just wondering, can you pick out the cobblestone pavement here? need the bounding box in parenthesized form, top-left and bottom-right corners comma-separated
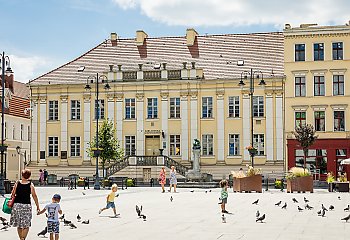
(1, 187, 350, 240)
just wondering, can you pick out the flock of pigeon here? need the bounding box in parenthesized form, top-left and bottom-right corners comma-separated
(247, 195, 350, 224)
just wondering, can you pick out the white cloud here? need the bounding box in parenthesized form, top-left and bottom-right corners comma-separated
(112, 0, 350, 27)
(8, 55, 54, 83)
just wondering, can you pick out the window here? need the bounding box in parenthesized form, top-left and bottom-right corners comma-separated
(295, 149, 327, 174)
(48, 100, 59, 120)
(170, 98, 181, 118)
(125, 136, 136, 156)
(125, 98, 136, 119)
(147, 98, 158, 119)
(295, 44, 305, 61)
(202, 97, 213, 118)
(334, 111, 345, 131)
(170, 135, 181, 156)
(228, 96, 239, 118)
(95, 99, 105, 120)
(295, 112, 306, 127)
(314, 76, 325, 96)
(333, 75, 344, 96)
(333, 42, 343, 60)
(202, 134, 213, 156)
(70, 137, 80, 157)
(253, 134, 264, 155)
(314, 111, 325, 131)
(229, 134, 240, 156)
(253, 96, 264, 117)
(20, 124, 24, 140)
(313, 43, 324, 61)
(48, 136, 59, 157)
(27, 126, 30, 141)
(71, 100, 81, 120)
(295, 77, 306, 97)
(336, 149, 347, 157)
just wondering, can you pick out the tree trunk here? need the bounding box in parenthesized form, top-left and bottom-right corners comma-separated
(102, 162, 105, 179)
(303, 148, 308, 172)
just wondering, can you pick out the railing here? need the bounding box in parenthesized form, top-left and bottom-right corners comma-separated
(164, 156, 189, 176)
(105, 156, 129, 178)
(122, 71, 137, 80)
(168, 70, 181, 80)
(144, 70, 161, 80)
(136, 156, 158, 166)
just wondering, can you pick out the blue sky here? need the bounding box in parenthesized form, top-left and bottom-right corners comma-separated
(1, 0, 348, 82)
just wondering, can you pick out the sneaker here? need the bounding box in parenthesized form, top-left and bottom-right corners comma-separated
(99, 209, 102, 214)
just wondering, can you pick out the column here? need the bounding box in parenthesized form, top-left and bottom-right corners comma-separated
(116, 93, 123, 146)
(107, 93, 115, 123)
(265, 93, 274, 161)
(136, 93, 144, 155)
(83, 94, 91, 163)
(39, 97, 47, 162)
(190, 93, 198, 154)
(161, 92, 169, 156)
(276, 93, 283, 161)
(60, 95, 68, 155)
(181, 93, 189, 161)
(242, 93, 250, 161)
(31, 98, 38, 163)
(216, 90, 225, 162)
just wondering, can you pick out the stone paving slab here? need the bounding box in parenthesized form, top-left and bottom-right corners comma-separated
(1, 187, 350, 240)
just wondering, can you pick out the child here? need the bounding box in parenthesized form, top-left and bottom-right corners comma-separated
(219, 180, 229, 213)
(99, 184, 119, 217)
(37, 194, 63, 240)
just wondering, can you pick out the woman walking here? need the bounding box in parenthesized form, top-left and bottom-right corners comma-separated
(39, 169, 44, 185)
(10, 169, 40, 240)
(158, 167, 166, 193)
(169, 166, 177, 193)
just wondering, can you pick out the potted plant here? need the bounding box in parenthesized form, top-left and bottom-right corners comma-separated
(231, 165, 262, 193)
(275, 179, 282, 189)
(246, 145, 258, 158)
(338, 173, 349, 192)
(286, 167, 313, 193)
(326, 172, 335, 192)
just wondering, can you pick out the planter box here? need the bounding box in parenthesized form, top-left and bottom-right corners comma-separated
(233, 174, 262, 193)
(336, 182, 349, 192)
(287, 176, 313, 193)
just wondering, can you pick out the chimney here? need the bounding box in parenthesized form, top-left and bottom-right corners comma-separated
(5, 75, 14, 93)
(186, 28, 198, 46)
(111, 32, 118, 46)
(136, 30, 148, 46)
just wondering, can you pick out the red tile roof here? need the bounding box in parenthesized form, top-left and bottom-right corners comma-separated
(30, 32, 284, 85)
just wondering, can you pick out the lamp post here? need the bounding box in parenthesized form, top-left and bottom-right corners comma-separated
(238, 66, 265, 168)
(0, 52, 13, 195)
(85, 73, 110, 190)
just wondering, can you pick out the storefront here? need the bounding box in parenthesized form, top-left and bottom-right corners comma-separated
(287, 139, 350, 181)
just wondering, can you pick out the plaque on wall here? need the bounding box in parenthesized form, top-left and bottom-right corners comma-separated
(144, 130, 161, 134)
(61, 151, 67, 159)
(40, 151, 45, 160)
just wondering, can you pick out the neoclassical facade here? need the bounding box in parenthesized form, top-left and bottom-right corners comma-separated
(28, 29, 285, 180)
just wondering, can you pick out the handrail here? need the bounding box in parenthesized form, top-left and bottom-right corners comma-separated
(164, 155, 189, 176)
(105, 156, 129, 178)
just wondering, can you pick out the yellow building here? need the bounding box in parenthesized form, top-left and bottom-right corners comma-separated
(28, 29, 284, 181)
(284, 23, 350, 179)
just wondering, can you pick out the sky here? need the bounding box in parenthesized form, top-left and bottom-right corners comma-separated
(1, 0, 349, 83)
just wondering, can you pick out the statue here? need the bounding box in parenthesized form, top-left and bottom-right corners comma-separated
(193, 139, 201, 150)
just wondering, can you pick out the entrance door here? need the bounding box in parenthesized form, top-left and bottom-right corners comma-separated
(143, 168, 151, 183)
(145, 135, 160, 156)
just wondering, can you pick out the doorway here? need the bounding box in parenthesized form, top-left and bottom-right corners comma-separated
(143, 168, 151, 183)
(145, 135, 160, 156)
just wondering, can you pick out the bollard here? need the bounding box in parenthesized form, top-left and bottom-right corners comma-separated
(281, 178, 284, 192)
(265, 176, 269, 191)
(74, 178, 77, 189)
(121, 178, 124, 190)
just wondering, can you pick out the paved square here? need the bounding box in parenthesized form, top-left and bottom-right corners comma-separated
(1, 187, 350, 240)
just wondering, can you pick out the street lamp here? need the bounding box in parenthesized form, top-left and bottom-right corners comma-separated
(85, 73, 110, 190)
(238, 67, 265, 168)
(0, 52, 13, 195)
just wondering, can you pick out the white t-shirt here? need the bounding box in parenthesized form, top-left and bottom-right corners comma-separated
(45, 202, 61, 222)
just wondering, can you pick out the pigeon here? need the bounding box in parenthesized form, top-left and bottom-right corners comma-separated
(298, 206, 303, 212)
(205, 190, 208, 193)
(0, 217, 7, 223)
(77, 214, 81, 222)
(256, 210, 260, 218)
(304, 197, 309, 203)
(190, 190, 194, 193)
(282, 202, 287, 209)
(321, 204, 328, 211)
(0, 225, 9, 231)
(69, 223, 77, 229)
(252, 199, 259, 205)
(305, 204, 313, 210)
(344, 205, 350, 212)
(317, 210, 322, 215)
(140, 214, 147, 221)
(82, 192, 86, 195)
(292, 198, 299, 203)
(321, 209, 326, 217)
(338, 196, 341, 200)
(64, 219, 72, 225)
(221, 214, 226, 223)
(136, 205, 141, 217)
(170, 196, 173, 202)
(37, 227, 47, 237)
(329, 205, 335, 211)
(256, 214, 265, 223)
(275, 201, 282, 206)
(341, 214, 350, 222)
(59, 214, 65, 221)
(209, 190, 212, 192)
(81, 220, 89, 224)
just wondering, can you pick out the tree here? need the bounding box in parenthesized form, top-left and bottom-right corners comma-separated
(87, 119, 124, 178)
(293, 124, 318, 171)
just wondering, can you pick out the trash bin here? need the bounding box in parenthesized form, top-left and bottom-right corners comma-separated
(4, 180, 12, 194)
(47, 174, 57, 185)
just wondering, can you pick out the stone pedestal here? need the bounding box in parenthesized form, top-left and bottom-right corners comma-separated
(186, 148, 203, 180)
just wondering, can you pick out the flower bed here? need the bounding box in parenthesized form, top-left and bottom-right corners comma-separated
(287, 176, 313, 193)
(233, 174, 262, 193)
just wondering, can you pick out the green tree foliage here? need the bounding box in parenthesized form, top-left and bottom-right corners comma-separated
(87, 119, 124, 178)
(293, 124, 318, 170)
